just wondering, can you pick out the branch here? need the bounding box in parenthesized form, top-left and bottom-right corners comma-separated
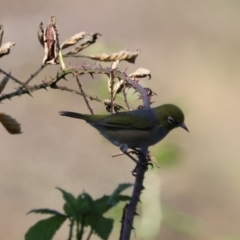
(75, 74, 94, 114)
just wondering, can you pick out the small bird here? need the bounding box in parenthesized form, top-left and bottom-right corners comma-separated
(59, 104, 188, 152)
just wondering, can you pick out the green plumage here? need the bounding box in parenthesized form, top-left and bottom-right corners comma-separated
(59, 104, 187, 149)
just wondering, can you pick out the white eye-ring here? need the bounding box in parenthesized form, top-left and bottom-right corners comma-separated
(168, 116, 175, 124)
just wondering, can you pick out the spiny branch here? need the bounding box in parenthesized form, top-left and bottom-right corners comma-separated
(75, 74, 94, 114)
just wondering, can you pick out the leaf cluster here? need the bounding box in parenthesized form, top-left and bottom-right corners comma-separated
(25, 184, 132, 240)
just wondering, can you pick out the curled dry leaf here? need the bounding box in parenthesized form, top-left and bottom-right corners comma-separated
(60, 32, 86, 50)
(0, 74, 10, 94)
(0, 113, 21, 134)
(84, 49, 140, 63)
(113, 79, 125, 95)
(0, 25, 4, 47)
(111, 60, 120, 70)
(37, 22, 44, 47)
(65, 32, 101, 55)
(0, 42, 15, 58)
(42, 18, 59, 65)
(129, 68, 151, 79)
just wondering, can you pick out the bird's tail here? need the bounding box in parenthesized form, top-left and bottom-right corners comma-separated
(59, 111, 88, 121)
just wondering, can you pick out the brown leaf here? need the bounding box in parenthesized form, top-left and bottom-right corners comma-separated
(129, 68, 151, 79)
(37, 22, 44, 47)
(111, 60, 120, 70)
(83, 49, 140, 63)
(60, 32, 86, 49)
(0, 42, 15, 58)
(0, 74, 10, 94)
(42, 16, 59, 64)
(65, 32, 101, 55)
(0, 25, 4, 47)
(0, 113, 21, 134)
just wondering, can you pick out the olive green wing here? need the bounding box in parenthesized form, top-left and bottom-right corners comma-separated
(91, 112, 158, 130)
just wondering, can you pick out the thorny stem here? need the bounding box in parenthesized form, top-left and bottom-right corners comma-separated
(122, 86, 131, 111)
(24, 64, 46, 85)
(75, 74, 94, 114)
(0, 68, 25, 87)
(118, 75, 150, 240)
(109, 71, 115, 114)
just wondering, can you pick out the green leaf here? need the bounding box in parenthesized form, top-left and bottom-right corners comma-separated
(94, 216, 114, 240)
(27, 208, 65, 216)
(94, 183, 132, 216)
(95, 194, 131, 215)
(108, 183, 132, 205)
(77, 192, 95, 213)
(25, 215, 67, 240)
(56, 187, 78, 218)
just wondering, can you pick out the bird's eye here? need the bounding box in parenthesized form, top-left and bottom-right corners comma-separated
(168, 116, 175, 124)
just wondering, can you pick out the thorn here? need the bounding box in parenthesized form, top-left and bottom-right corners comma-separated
(42, 80, 48, 90)
(3, 93, 11, 100)
(63, 76, 68, 81)
(89, 72, 94, 79)
(134, 211, 139, 216)
(82, 64, 87, 70)
(27, 91, 33, 97)
(132, 89, 138, 95)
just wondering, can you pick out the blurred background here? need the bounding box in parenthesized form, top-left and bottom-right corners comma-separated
(1, 0, 240, 239)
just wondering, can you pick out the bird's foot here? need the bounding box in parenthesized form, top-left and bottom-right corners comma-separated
(118, 144, 148, 168)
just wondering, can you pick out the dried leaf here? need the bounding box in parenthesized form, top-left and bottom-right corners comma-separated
(0, 25, 4, 47)
(111, 60, 119, 70)
(0, 42, 15, 58)
(65, 32, 101, 55)
(83, 49, 140, 63)
(37, 22, 44, 47)
(113, 79, 125, 95)
(0, 74, 10, 94)
(129, 68, 151, 79)
(60, 32, 86, 50)
(42, 16, 59, 65)
(0, 113, 21, 134)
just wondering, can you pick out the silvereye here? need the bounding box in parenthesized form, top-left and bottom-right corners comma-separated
(60, 104, 188, 151)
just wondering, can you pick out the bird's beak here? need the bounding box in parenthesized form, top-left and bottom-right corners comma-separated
(180, 123, 189, 132)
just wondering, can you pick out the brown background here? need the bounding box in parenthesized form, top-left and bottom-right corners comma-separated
(1, 1, 240, 239)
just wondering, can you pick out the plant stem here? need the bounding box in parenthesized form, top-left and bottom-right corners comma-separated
(120, 148, 148, 240)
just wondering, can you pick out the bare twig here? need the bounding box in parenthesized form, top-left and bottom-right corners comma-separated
(122, 86, 131, 111)
(75, 74, 94, 114)
(24, 64, 46, 85)
(0, 68, 26, 87)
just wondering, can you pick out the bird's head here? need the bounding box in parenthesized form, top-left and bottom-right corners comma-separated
(155, 104, 188, 132)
